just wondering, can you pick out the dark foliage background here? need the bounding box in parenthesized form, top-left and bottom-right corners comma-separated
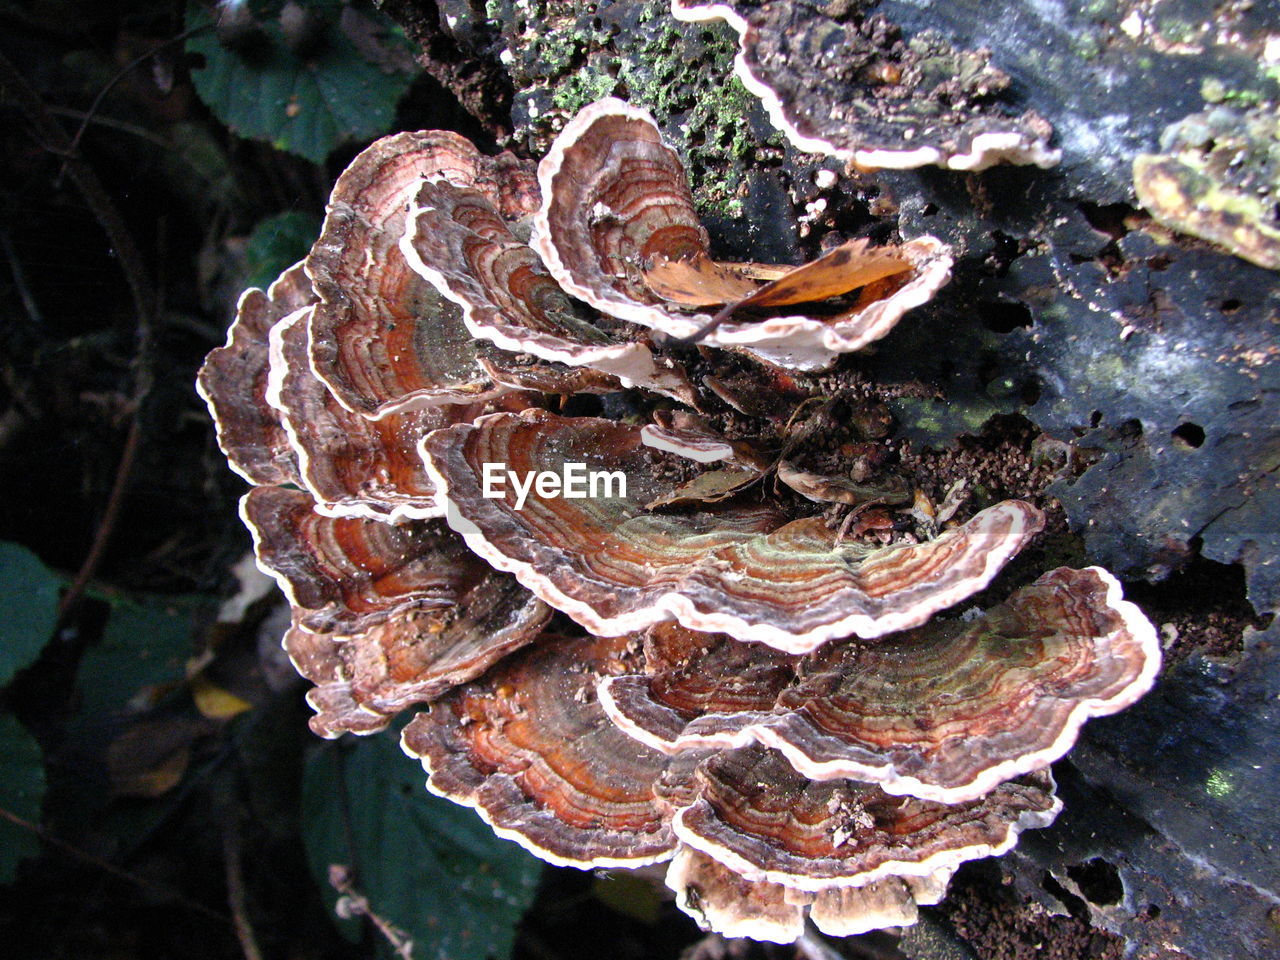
(1, 3, 1276, 960)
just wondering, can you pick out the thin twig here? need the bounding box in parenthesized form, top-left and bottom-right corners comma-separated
(57, 417, 143, 620)
(329, 865, 415, 960)
(222, 818, 265, 960)
(0, 226, 42, 325)
(796, 927, 847, 960)
(60, 24, 207, 169)
(0, 51, 158, 623)
(0, 804, 231, 925)
(46, 106, 175, 150)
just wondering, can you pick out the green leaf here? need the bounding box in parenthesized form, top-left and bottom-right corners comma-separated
(302, 726, 543, 960)
(0, 713, 45, 881)
(76, 594, 199, 718)
(185, 1, 416, 164)
(244, 210, 321, 290)
(0, 542, 62, 687)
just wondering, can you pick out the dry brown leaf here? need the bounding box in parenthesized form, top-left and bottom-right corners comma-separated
(732, 238, 912, 310)
(645, 466, 763, 509)
(642, 253, 760, 306)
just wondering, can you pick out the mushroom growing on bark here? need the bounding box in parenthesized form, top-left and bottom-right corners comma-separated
(198, 93, 1160, 945)
(533, 99, 954, 370)
(421, 408, 1046, 651)
(671, 1, 1060, 171)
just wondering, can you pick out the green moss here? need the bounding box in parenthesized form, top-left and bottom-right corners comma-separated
(1153, 15, 1204, 47)
(531, 29, 583, 74)
(1135, 103, 1280, 268)
(1071, 31, 1101, 61)
(1077, 0, 1117, 18)
(508, 0, 774, 218)
(550, 69, 618, 113)
(1205, 768, 1235, 798)
(1202, 77, 1263, 106)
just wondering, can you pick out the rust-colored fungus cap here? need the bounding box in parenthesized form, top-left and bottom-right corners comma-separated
(281, 623, 394, 738)
(196, 261, 314, 485)
(672, 746, 1059, 891)
(281, 575, 548, 740)
(245, 487, 549, 737)
(401, 633, 677, 868)
(242, 486, 506, 634)
(532, 98, 952, 370)
(307, 131, 530, 418)
(265, 307, 491, 521)
(401, 177, 694, 401)
(599, 621, 799, 752)
(671, 2, 1059, 171)
(422, 409, 1044, 651)
(665, 846, 942, 943)
(601, 567, 1161, 802)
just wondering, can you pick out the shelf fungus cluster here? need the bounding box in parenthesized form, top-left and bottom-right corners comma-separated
(200, 98, 1158, 943)
(671, 1, 1059, 171)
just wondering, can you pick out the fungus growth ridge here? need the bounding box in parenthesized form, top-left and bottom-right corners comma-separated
(198, 95, 1158, 943)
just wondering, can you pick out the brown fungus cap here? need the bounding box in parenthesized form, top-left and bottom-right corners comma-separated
(242, 485, 517, 635)
(280, 578, 548, 740)
(244, 486, 550, 737)
(306, 131, 530, 418)
(196, 261, 314, 486)
(532, 98, 952, 370)
(639, 413, 738, 464)
(672, 2, 1059, 171)
(601, 567, 1161, 802)
(672, 745, 1059, 891)
(422, 409, 1044, 651)
(599, 622, 798, 753)
(401, 177, 694, 401)
(665, 847, 933, 943)
(265, 307, 489, 521)
(281, 623, 394, 738)
(401, 633, 677, 868)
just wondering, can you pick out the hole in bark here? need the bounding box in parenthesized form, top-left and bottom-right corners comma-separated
(1079, 201, 1136, 240)
(978, 299, 1033, 333)
(1021, 376, 1042, 406)
(1172, 422, 1205, 448)
(1220, 298, 1241, 314)
(987, 230, 1022, 277)
(1117, 418, 1143, 442)
(1066, 859, 1124, 906)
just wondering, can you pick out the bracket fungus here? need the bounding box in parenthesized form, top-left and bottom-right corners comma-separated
(199, 92, 1160, 945)
(671, 1, 1059, 171)
(197, 261, 314, 487)
(533, 98, 954, 370)
(599, 567, 1160, 803)
(422, 409, 1045, 652)
(400, 176, 696, 401)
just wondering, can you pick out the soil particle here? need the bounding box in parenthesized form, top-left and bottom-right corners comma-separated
(941, 867, 1126, 960)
